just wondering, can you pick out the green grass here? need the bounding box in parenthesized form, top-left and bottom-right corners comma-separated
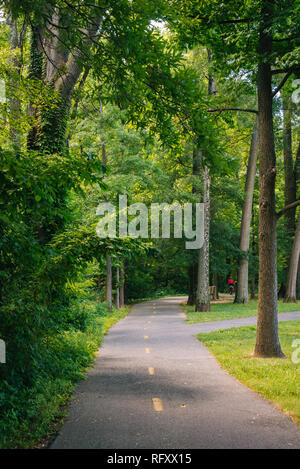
(0, 294, 130, 449)
(184, 299, 300, 324)
(197, 321, 300, 425)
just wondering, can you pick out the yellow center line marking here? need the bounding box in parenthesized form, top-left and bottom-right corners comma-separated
(148, 321, 151, 324)
(144, 327, 148, 330)
(144, 335, 149, 339)
(148, 367, 155, 375)
(151, 315, 155, 318)
(152, 398, 163, 412)
(145, 348, 150, 354)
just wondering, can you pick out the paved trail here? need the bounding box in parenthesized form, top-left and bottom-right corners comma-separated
(51, 297, 300, 449)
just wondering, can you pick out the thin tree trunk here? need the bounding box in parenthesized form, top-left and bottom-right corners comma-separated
(296, 143, 300, 300)
(254, 3, 284, 357)
(250, 277, 256, 300)
(278, 89, 297, 297)
(250, 228, 256, 299)
(187, 146, 201, 306)
(282, 89, 296, 235)
(187, 263, 197, 305)
(120, 265, 125, 307)
(7, 14, 23, 149)
(297, 260, 300, 300)
(106, 253, 112, 310)
(213, 273, 219, 299)
(195, 164, 210, 312)
(195, 53, 214, 312)
(116, 266, 120, 309)
(100, 98, 112, 310)
(284, 213, 300, 302)
(236, 116, 259, 303)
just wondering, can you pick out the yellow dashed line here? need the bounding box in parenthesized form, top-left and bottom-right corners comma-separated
(152, 398, 163, 412)
(144, 335, 149, 339)
(145, 348, 150, 354)
(148, 321, 151, 324)
(148, 367, 155, 375)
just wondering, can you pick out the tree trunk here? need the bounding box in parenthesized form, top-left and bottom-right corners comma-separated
(236, 116, 259, 303)
(187, 146, 201, 306)
(254, 5, 284, 357)
(106, 253, 112, 310)
(250, 277, 256, 300)
(27, 8, 102, 153)
(195, 164, 210, 312)
(213, 273, 219, 299)
(187, 263, 197, 305)
(116, 266, 120, 309)
(250, 227, 256, 299)
(7, 14, 23, 149)
(284, 213, 300, 302)
(120, 266, 125, 307)
(195, 55, 214, 313)
(296, 143, 300, 300)
(277, 89, 297, 297)
(282, 89, 296, 235)
(297, 260, 300, 300)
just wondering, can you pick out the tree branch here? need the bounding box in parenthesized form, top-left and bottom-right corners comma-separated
(272, 70, 293, 98)
(271, 65, 300, 75)
(207, 107, 258, 114)
(188, 15, 251, 25)
(276, 200, 300, 219)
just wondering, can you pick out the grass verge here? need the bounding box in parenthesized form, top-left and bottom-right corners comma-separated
(197, 321, 300, 425)
(184, 299, 300, 324)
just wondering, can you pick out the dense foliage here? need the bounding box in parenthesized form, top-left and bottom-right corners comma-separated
(0, 0, 299, 447)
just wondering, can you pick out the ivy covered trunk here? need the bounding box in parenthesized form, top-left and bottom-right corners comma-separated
(26, 16, 88, 244)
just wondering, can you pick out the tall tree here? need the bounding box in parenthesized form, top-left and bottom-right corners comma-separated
(195, 54, 215, 312)
(168, 0, 300, 356)
(254, 0, 284, 357)
(284, 212, 300, 302)
(236, 116, 258, 303)
(187, 147, 201, 306)
(195, 161, 210, 311)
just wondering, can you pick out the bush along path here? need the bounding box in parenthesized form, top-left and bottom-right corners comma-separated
(0, 291, 130, 449)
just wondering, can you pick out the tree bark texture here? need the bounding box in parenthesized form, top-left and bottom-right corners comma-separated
(254, 3, 284, 357)
(195, 163, 210, 312)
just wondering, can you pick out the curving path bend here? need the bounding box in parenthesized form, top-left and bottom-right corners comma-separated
(51, 296, 300, 449)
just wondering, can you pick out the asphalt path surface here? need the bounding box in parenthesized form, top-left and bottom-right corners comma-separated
(51, 296, 300, 449)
